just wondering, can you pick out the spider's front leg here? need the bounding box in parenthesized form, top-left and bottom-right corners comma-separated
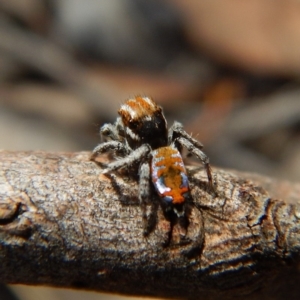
(90, 141, 129, 162)
(168, 121, 204, 150)
(102, 144, 154, 235)
(101, 144, 151, 174)
(174, 137, 214, 192)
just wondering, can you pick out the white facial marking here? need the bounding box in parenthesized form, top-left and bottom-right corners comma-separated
(126, 127, 139, 140)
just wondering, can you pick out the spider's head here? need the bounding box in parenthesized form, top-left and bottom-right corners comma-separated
(118, 96, 168, 149)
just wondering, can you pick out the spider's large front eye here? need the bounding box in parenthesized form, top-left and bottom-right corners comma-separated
(129, 120, 139, 130)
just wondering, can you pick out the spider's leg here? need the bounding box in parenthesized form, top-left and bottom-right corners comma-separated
(138, 160, 152, 235)
(174, 137, 213, 191)
(90, 141, 129, 161)
(102, 144, 151, 174)
(169, 121, 204, 150)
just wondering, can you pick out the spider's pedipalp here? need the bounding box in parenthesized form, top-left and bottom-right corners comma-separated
(100, 117, 126, 142)
(102, 144, 151, 174)
(100, 123, 120, 142)
(175, 137, 213, 191)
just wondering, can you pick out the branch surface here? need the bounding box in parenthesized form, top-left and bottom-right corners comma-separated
(0, 151, 300, 300)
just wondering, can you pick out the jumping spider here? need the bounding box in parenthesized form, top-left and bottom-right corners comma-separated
(91, 96, 213, 235)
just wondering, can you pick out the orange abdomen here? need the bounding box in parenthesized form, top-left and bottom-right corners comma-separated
(151, 146, 189, 204)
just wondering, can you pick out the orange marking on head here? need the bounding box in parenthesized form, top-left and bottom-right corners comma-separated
(118, 96, 159, 125)
(135, 96, 155, 111)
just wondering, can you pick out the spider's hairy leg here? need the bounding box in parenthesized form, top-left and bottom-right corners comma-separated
(175, 137, 214, 192)
(90, 141, 128, 161)
(169, 121, 204, 150)
(138, 161, 152, 235)
(102, 144, 151, 174)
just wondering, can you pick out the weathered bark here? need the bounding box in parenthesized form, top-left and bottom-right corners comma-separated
(0, 150, 300, 300)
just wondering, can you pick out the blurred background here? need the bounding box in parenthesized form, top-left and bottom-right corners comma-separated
(1, 0, 300, 299)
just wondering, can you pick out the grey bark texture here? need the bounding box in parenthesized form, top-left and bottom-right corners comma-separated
(0, 150, 300, 300)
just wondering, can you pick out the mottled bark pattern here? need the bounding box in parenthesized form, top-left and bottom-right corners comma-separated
(0, 151, 300, 299)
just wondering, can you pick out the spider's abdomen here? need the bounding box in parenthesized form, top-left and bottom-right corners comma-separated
(151, 146, 189, 205)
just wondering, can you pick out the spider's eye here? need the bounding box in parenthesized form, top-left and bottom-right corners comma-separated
(129, 120, 139, 129)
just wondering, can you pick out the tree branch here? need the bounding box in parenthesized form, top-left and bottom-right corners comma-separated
(0, 151, 300, 299)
